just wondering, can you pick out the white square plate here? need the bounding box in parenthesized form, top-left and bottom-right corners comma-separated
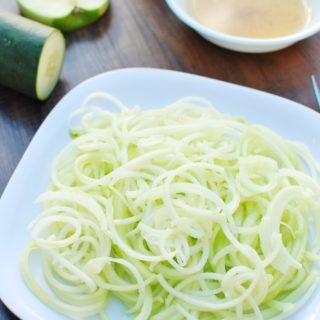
(1, 68, 320, 320)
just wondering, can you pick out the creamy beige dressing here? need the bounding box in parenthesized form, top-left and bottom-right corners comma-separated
(188, 0, 310, 39)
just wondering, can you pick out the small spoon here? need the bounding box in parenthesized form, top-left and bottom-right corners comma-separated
(311, 75, 320, 110)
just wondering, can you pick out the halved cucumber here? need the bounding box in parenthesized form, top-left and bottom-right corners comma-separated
(0, 11, 65, 100)
(17, 0, 110, 32)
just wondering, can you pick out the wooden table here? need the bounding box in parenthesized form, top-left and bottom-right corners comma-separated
(0, 1, 319, 319)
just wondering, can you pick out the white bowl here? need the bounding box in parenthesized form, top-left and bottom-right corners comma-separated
(166, 0, 320, 53)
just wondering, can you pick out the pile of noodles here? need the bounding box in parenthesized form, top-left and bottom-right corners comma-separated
(21, 94, 320, 319)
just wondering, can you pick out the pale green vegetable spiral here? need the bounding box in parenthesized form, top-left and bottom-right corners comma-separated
(21, 93, 320, 319)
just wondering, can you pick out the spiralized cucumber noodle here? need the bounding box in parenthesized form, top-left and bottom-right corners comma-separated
(21, 93, 320, 320)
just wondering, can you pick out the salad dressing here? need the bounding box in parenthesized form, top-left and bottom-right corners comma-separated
(188, 0, 310, 39)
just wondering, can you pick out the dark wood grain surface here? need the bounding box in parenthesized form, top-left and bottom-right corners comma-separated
(0, 1, 320, 319)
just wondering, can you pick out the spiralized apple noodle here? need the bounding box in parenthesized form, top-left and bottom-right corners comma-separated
(21, 93, 320, 319)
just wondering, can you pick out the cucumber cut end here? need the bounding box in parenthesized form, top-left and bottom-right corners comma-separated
(18, 0, 110, 31)
(36, 30, 65, 101)
(18, 0, 73, 19)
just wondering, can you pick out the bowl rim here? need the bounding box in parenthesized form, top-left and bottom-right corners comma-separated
(166, 0, 320, 45)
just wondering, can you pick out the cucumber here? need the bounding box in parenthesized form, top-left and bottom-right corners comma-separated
(0, 11, 66, 100)
(17, 0, 110, 32)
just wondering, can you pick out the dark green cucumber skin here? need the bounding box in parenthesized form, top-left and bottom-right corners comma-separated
(0, 11, 54, 98)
